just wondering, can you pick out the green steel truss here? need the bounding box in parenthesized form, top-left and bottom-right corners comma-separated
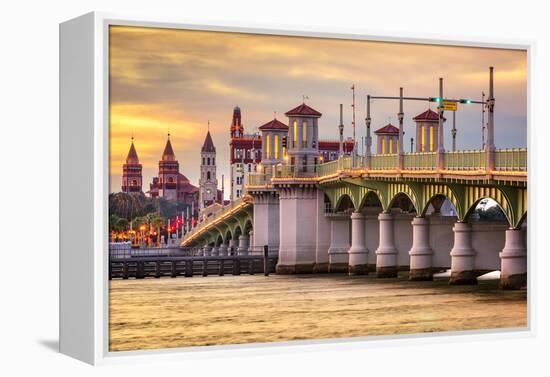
(320, 178, 527, 229)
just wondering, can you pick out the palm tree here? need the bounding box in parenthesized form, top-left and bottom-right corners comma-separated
(151, 216, 166, 247)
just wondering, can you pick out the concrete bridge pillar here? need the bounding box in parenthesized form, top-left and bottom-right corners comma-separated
(375, 212, 398, 278)
(449, 221, 477, 285)
(218, 243, 228, 256)
(408, 216, 433, 281)
(499, 228, 527, 290)
(248, 231, 254, 252)
(237, 235, 249, 256)
(229, 239, 238, 255)
(314, 190, 331, 273)
(211, 246, 219, 256)
(251, 191, 280, 252)
(277, 186, 318, 274)
(348, 211, 369, 275)
(203, 246, 211, 257)
(328, 215, 351, 273)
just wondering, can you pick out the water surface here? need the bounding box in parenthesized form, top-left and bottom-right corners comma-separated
(109, 273, 527, 352)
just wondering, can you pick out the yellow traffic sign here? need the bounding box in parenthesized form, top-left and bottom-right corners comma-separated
(443, 101, 457, 111)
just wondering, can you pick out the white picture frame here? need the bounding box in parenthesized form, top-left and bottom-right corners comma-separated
(59, 11, 534, 365)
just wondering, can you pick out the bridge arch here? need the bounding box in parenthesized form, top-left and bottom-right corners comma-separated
(461, 186, 520, 228)
(335, 194, 355, 212)
(419, 184, 462, 218)
(382, 183, 421, 212)
(388, 192, 417, 214)
(358, 190, 383, 211)
(215, 234, 224, 247)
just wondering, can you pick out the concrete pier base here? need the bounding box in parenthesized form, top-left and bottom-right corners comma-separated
(500, 228, 527, 290)
(218, 244, 228, 256)
(409, 217, 433, 281)
(312, 263, 329, 273)
(375, 212, 398, 278)
(203, 246, 211, 257)
(276, 263, 315, 274)
(348, 211, 369, 275)
(449, 222, 477, 285)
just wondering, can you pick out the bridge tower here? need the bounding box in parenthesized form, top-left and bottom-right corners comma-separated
(258, 118, 288, 175)
(273, 103, 324, 274)
(121, 137, 143, 193)
(285, 103, 322, 175)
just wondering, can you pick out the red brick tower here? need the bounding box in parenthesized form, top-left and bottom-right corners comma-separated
(121, 137, 143, 193)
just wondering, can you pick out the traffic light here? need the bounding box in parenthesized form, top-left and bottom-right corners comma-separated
(428, 97, 441, 103)
(459, 99, 472, 104)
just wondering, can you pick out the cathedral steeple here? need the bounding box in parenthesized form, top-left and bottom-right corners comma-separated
(158, 133, 179, 201)
(162, 133, 176, 161)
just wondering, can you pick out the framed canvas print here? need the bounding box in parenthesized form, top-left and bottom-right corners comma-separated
(60, 12, 531, 365)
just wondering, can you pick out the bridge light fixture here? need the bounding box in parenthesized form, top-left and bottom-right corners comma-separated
(459, 99, 472, 104)
(429, 97, 441, 103)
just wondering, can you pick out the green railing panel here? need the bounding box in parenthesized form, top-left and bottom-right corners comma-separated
(495, 148, 527, 171)
(403, 152, 437, 170)
(371, 154, 398, 170)
(443, 150, 486, 170)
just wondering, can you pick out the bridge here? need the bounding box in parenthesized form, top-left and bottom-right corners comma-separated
(182, 68, 528, 290)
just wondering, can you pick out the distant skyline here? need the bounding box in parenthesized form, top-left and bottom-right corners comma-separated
(109, 26, 527, 195)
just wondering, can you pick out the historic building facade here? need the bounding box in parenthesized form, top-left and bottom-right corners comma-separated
(147, 134, 199, 208)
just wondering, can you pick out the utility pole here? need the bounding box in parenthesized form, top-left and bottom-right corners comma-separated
(486, 67, 496, 172)
(351, 84, 356, 166)
(338, 104, 344, 157)
(437, 77, 445, 169)
(452, 110, 457, 152)
(481, 91, 486, 149)
(410, 137, 414, 153)
(398, 87, 404, 170)
(365, 95, 372, 169)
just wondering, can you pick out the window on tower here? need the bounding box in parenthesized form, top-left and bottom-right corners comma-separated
(213, 157, 215, 165)
(302, 121, 308, 148)
(207, 171, 211, 180)
(207, 157, 210, 165)
(293, 120, 297, 147)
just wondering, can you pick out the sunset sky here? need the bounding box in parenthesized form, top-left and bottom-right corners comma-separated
(109, 25, 527, 195)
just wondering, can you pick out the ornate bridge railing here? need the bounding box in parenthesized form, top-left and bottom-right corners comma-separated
(183, 196, 249, 240)
(495, 148, 527, 171)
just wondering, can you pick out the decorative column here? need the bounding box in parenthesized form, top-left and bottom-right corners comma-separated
(499, 228, 527, 290)
(328, 215, 351, 273)
(375, 212, 398, 278)
(449, 221, 477, 284)
(348, 211, 369, 275)
(237, 234, 249, 256)
(408, 216, 433, 281)
(218, 243, 228, 256)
